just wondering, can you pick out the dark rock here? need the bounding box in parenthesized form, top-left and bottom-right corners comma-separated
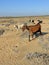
(0, 29, 5, 35)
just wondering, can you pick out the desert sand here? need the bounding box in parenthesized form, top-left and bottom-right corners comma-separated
(0, 16, 49, 65)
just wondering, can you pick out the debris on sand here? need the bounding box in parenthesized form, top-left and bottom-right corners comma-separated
(5, 23, 10, 27)
(25, 52, 49, 65)
(9, 20, 17, 24)
(0, 29, 5, 35)
(12, 45, 19, 53)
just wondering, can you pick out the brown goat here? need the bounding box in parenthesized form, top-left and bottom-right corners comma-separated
(22, 23, 42, 41)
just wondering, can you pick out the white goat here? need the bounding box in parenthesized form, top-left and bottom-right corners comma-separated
(14, 24, 24, 31)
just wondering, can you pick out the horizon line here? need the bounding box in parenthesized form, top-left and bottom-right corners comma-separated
(0, 15, 49, 17)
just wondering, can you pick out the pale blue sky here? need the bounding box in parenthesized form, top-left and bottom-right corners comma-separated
(0, 0, 49, 16)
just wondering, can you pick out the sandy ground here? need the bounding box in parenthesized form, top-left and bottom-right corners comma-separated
(0, 16, 49, 65)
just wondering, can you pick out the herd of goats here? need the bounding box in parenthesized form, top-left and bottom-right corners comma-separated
(14, 19, 43, 41)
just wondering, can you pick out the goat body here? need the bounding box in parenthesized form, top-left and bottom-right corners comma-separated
(22, 23, 42, 41)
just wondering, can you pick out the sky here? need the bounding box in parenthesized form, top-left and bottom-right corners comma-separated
(0, 0, 49, 16)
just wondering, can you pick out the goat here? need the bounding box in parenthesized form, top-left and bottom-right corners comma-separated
(22, 23, 42, 41)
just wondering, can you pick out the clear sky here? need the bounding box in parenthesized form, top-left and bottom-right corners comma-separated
(0, 0, 49, 16)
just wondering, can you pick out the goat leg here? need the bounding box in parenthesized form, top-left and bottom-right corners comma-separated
(40, 30, 42, 35)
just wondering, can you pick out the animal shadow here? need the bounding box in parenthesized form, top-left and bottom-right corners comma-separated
(35, 32, 48, 38)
